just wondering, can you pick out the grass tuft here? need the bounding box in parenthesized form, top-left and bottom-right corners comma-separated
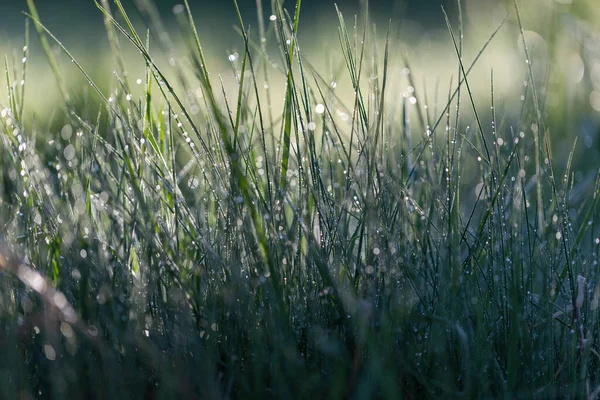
(0, 0, 599, 398)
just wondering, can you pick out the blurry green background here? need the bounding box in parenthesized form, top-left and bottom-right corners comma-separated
(0, 0, 599, 166)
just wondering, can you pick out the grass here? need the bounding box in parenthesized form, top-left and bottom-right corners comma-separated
(0, 0, 599, 398)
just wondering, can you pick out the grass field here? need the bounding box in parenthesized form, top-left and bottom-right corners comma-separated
(1, 0, 600, 398)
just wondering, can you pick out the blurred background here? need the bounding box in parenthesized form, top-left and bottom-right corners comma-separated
(0, 0, 599, 167)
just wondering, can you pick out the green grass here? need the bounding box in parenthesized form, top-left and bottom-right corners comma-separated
(1, 0, 600, 398)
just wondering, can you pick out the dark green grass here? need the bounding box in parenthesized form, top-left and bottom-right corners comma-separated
(1, 0, 599, 398)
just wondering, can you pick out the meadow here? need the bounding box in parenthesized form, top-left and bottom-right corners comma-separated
(1, 0, 600, 398)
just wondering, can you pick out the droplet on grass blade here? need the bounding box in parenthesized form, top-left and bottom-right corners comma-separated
(43, 345, 56, 361)
(188, 176, 199, 189)
(64, 145, 76, 161)
(61, 124, 73, 140)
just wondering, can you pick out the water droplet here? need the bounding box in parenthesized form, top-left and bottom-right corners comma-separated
(188, 176, 199, 189)
(64, 144, 76, 161)
(43, 345, 56, 361)
(61, 124, 73, 140)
